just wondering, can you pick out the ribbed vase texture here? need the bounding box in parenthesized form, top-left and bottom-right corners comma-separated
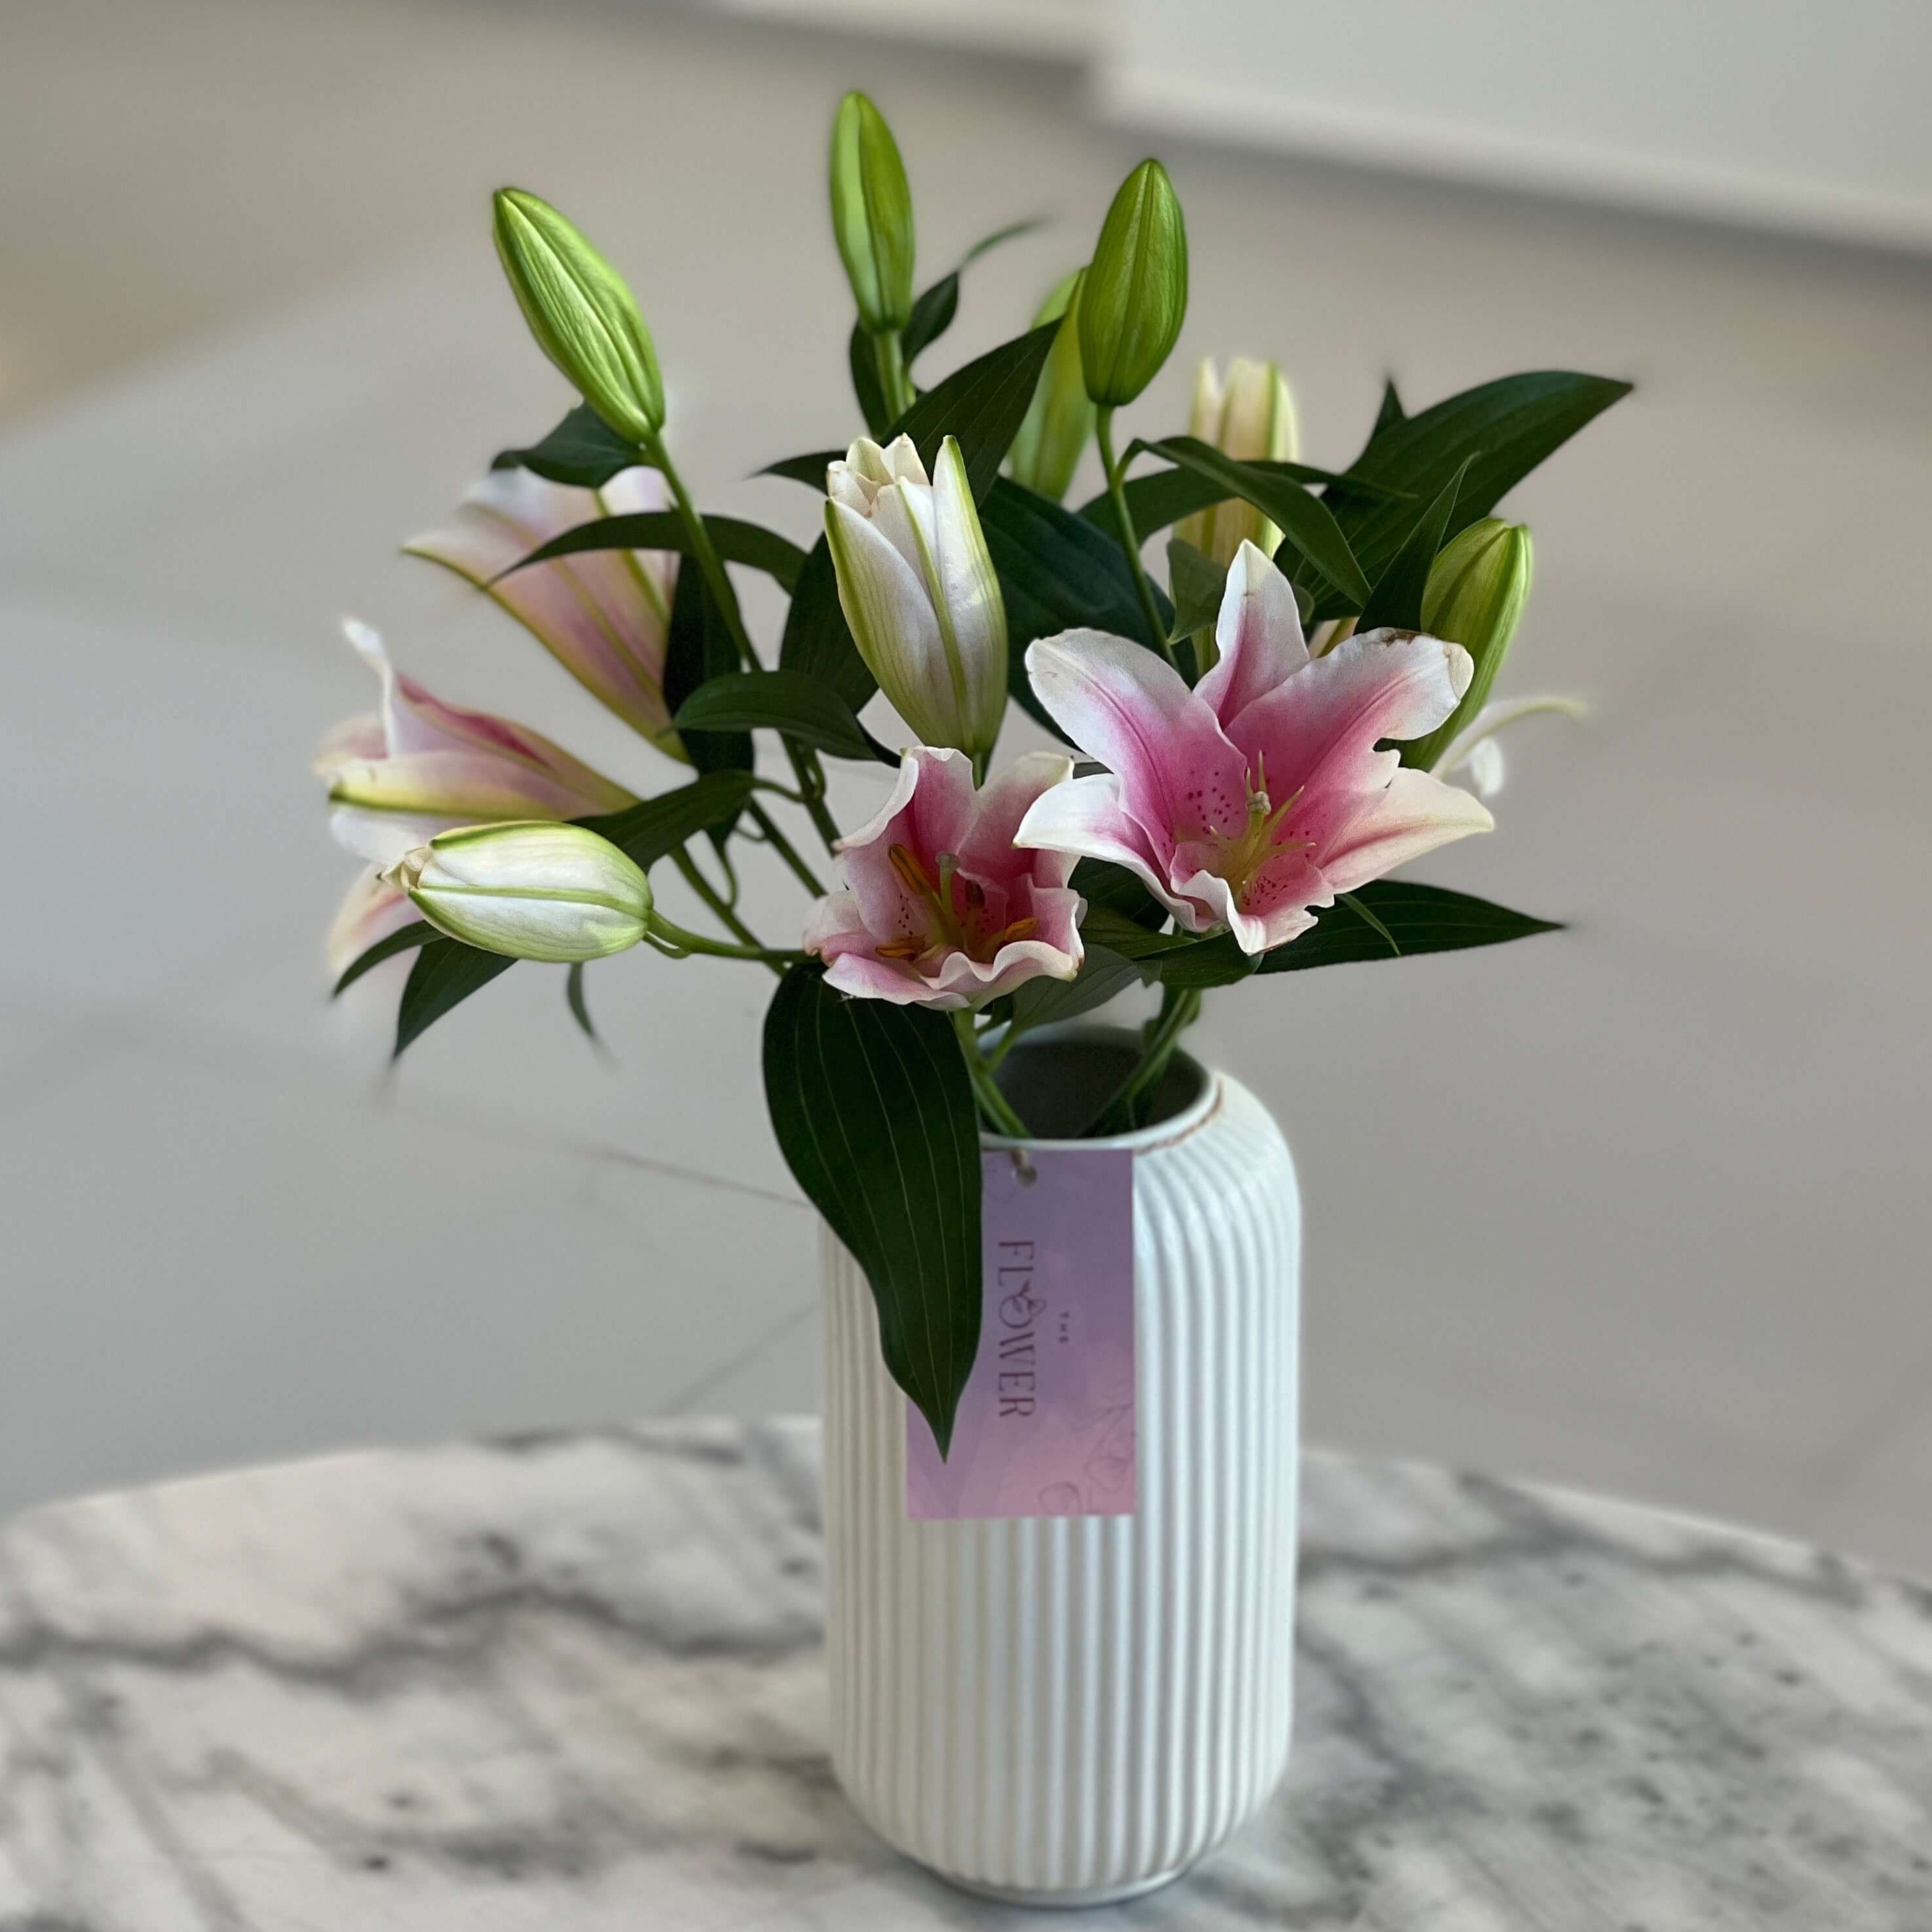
(821, 1070, 1301, 1905)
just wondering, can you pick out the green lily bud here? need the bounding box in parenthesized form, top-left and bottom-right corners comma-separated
(1408, 519, 1534, 770)
(829, 92, 916, 333)
(1005, 269, 1098, 502)
(1079, 159, 1188, 408)
(387, 821, 654, 963)
(492, 188, 664, 445)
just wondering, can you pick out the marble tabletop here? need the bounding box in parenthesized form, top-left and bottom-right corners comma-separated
(1, 1423, 1928, 1930)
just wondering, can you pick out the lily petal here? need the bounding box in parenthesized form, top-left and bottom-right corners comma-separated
(1196, 539, 1308, 729)
(1318, 768, 1495, 896)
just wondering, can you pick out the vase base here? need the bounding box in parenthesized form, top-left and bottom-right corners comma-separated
(935, 1864, 1191, 1909)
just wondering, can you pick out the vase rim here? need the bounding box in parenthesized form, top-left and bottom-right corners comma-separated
(979, 1023, 1222, 1155)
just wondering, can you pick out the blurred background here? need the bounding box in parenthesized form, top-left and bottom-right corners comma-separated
(3, 0, 1928, 1571)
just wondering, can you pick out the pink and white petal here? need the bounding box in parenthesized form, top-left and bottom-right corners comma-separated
(825, 951, 969, 1008)
(314, 712, 384, 777)
(1014, 771, 1185, 915)
(834, 749, 976, 946)
(928, 933, 1081, 1008)
(1315, 767, 1494, 894)
(327, 803, 469, 867)
(801, 888, 873, 958)
(1197, 540, 1306, 727)
(326, 749, 618, 822)
(1025, 631, 1250, 847)
(1228, 629, 1473, 806)
(956, 752, 1076, 886)
(325, 869, 419, 978)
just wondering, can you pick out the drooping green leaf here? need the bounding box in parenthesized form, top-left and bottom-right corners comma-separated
(1144, 437, 1371, 605)
(1004, 945, 1141, 1038)
(579, 769, 762, 870)
(565, 961, 605, 1051)
(1072, 857, 1167, 931)
(662, 562, 751, 845)
(675, 670, 896, 764)
(394, 939, 515, 1059)
(1166, 536, 1228, 642)
(1355, 457, 1472, 635)
(1325, 370, 1630, 614)
(777, 536, 875, 712)
(491, 402, 646, 488)
(1373, 378, 1406, 438)
(759, 449, 843, 491)
(904, 217, 1043, 365)
(500, 511, 806, 594)
(889, 321, 1059, 501)
(980, 478, 1173, 736)
(1078, 455, 1401, 537)
(763, 964, 982, 1454)
(332, 918, 436, 997)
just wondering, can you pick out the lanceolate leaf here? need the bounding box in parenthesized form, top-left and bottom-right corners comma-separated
(565, 961, 605, 1051)
(1355, 457, 1472, 635)
(1077, 455, 1401, 537)
(889, 322, 1059, 500)
(579, 769, 762, 869)
(1072, 856, 1167, 930)
(1004, 945, 1141, 1037)
(778, 536, 875, 712)
(1372, 378, 1406, 438)
(395, 939, 515, 1059)
(981, 479, 1173, 735)
(492, 403, 645, 488)
(1166, 536, 1228, 642)
(333, 919, 436, 997)
(1145, 437, 1372, 605)
(848, 328, 892, 439)
(1326, 370, 1631, 613)
(759, 449, 842, 491)
(763, 965, 982, 1454)
(662, 564, 751, 839)
(676, 670, 896, 764)
(502, 511, 806, 594)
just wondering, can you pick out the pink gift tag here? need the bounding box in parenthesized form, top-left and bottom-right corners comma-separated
(907, 1148, 1137, 1520)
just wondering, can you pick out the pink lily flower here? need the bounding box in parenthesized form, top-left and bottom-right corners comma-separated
(404, 466, 681, 751)
(325, 868, 419, 979)
(804, 747, 1084, 1008)
(1016, 541, 1494, 955)
(316, 619, 635, 867)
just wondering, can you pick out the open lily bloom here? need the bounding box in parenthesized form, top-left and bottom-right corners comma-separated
(805, 747, 1083, 1008)
(405, 466, 680, 751)
(325, 868, 419, 979)
(1018, 542, 1494, 956)
(316, 618, 635, 867)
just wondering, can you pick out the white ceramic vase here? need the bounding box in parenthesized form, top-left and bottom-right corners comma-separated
(820, 1045, 1301, 1906)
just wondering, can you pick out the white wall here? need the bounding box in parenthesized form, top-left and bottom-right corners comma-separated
(1100, 0, 1932, 249)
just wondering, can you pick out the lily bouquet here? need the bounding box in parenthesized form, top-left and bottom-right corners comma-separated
(319, 93, 1626, 1453)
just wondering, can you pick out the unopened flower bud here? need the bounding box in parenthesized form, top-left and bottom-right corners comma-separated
(829, 92, 916, 334)
(1079, 159, 1188, 408)
(387, 821, 654, 963)
(492, 188, 664, 444)
(1408, 519, 1534, 770)
(1177, 356, 1299, 565)
(1005, 269, 1098, 502)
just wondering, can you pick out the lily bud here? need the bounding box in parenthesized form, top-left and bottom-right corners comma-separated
(1176, 357, 1300, 566)
(1408, 519, 1535, 770)
(829, 92, 916, 334)
(1079, 159, 1188, 408)
(387, 822, 653, 963)
(824, 433, 1008, 764)
(492, 188, 664, 444)
(1004, 270, 1098, 502)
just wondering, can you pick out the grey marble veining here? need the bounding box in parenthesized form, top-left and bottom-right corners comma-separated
(0, 1424, 1927, 1929)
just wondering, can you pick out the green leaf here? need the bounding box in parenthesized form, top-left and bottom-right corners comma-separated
(1072, 857, 1167, 931)
(675, 670, 895, 764)
(501, 511, 806, 594)
(1165, 536, 1228, 642)
(848, 327, 892, 439)
(394, 939, 515, 1059)
(332, 919, 436, 997)
(1354, 457, 1472, 635)
(1005, 945, 1141, 1037)
(578, 769, 761, 869)
(759, 449, 842, 491)
(662, 562, 751, 845)
(1078, 455, 1401, 536)
(1325, 370, 1630, 615)
(1255, 881, 1562, 972)
(980, 478, 1173, 736)
(1373, 378, 1406, 438)
(903, 217, 1043, 366)
(565, 961, 607, 1053)
(889, 321, 1059, 501)
(1144, 437, 1372, 605)
(1076, 905, 1196, 964)
(1138, 931, 1260, 991)
(491, 402, 644, 488)
(777, 536, 875, 713)
(763, 964, 982, 1454)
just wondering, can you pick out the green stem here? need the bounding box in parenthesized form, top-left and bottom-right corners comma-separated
(873, 329, 915, 422)
(671, 847, 778, 975)
(953, 1011, 1031, 1139)
(747, 800, 827, 896)
(646, 911, 805, 965)
(1087, 984, 1200, 1136)
(1096, 408, 1177, 669)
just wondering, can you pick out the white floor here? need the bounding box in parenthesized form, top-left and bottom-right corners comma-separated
(3, 0, 1929, 1577)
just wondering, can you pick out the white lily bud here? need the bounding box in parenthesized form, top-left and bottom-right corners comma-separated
(385, 822, 652, 963)
(824, 432, 1008, 765)
(1177, 356, 1299, 567)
